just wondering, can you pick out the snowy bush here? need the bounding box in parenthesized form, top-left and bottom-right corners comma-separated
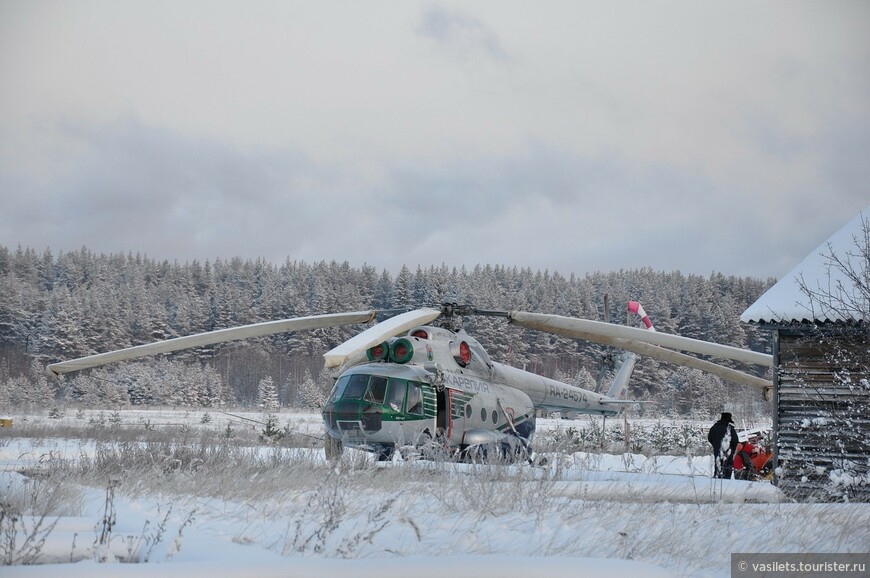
(537, 418, 709, 456)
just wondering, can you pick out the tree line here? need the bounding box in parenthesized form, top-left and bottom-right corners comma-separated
(0, 245, 775, 418)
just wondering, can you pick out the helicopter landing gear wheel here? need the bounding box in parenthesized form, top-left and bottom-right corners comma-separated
(375, 445, 395, 461)
(463, 444, 495, 464)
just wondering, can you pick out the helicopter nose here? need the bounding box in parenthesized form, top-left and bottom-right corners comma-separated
(322, 401, 382, 435)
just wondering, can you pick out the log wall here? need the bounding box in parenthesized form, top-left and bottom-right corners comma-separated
(775, 327, 870, 501)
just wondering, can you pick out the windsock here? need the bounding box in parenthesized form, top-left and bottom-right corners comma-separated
(628, 301, 655, 332)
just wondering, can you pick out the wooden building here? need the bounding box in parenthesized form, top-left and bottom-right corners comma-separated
(742, 208, 869, 502)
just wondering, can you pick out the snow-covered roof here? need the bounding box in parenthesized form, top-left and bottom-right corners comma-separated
(741, 206, 870, 325)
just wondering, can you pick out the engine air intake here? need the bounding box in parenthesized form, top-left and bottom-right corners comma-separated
(389, 338, 414, 364)
(366, 342, 390, 362)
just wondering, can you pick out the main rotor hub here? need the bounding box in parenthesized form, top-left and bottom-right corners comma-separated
(437, 302, 467, 331)
(436, 301, 477, 333)
(434, 302, 509, 331)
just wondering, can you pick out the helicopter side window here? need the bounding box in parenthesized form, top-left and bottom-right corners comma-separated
(407, 382, 424, 416)
(386, 379, 406, 412)
(365, 376, 388, 404)
(342, 374, 369, 400)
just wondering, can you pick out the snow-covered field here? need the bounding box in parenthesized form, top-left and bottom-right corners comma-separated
(1, 409, 867, 577)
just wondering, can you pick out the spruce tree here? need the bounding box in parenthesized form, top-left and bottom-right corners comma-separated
(257, 375, 279, 411)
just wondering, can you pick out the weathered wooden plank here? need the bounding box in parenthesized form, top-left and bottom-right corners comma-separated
(773, 329, 869, 502)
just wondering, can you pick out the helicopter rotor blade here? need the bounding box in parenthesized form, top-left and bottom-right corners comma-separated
(323, 307, 442, 368)
(508, 311, 772, 367)
(508, 311, 772, 391)
(47, 311, 378, 376)
(607, 335, 769, 391)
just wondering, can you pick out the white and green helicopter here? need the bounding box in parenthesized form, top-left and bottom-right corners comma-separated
(47, 301, 772, 462)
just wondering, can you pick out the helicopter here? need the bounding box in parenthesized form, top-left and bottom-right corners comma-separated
(47, 300, 773, 462)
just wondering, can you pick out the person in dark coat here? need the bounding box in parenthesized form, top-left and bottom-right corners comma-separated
(708, 412, 739, 479)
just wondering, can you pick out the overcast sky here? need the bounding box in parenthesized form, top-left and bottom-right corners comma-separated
(1, 1, 868, 280)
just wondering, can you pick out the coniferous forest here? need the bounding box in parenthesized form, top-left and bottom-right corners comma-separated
(0, 245, 776, 419)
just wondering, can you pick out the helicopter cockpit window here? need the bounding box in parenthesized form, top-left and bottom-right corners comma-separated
(385, 379, 406, 412)
(333, 375, 423, 415)
(329, 375, 349, 402)
(365, 376, 388, 404)
(341, 374, 369, 400)
(407, 382, 424, 416)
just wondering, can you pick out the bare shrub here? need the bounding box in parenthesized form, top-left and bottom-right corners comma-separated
(0, 474, 74, 566)
(0, 501, 57, 565)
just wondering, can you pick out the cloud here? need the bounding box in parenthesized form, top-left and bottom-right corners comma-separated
(2, 118, 332, 260)
(1, 107, 866, 281)
(416, 4, 508, 62)
(1, 1, 868, 280)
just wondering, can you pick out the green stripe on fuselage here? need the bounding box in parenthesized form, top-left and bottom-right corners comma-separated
(422, 385, 437, 418)
(449, 390, 474, 420)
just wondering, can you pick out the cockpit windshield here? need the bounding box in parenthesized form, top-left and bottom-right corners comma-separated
(330, 374, 368, 401)
(364, 376, 388, 404)
(329, 373, 424, 415)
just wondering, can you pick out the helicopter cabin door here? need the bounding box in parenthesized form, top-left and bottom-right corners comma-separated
(444, 388, 469, 444)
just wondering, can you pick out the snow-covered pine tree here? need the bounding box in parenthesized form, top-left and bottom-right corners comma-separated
(392, 265, 414, 309)
(570, 366, 598, 390)
(257, 375, 279, 411)
(295, 369, 326, 409)
(201, 363, 232, 407)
